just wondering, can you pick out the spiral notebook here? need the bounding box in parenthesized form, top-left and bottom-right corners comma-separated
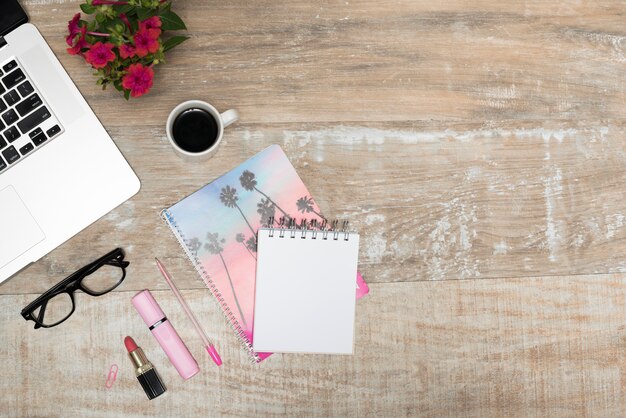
(162, 145, 368, 362)
(253, 223, 359, 354)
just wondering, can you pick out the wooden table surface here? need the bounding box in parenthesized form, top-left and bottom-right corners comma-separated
(1, 1, 625, 416)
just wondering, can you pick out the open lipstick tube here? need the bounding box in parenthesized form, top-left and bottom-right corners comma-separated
(124, 336, 166, 400)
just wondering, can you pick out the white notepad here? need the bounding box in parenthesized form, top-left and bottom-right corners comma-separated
(253, 227, 360, 354)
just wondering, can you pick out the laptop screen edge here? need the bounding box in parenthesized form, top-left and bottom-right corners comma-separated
(0, 0, 29, 38)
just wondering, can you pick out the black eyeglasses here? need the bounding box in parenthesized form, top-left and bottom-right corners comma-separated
(21, 248, 129, 329)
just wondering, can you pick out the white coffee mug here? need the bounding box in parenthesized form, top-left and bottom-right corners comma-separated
(166, 100, 239, 161)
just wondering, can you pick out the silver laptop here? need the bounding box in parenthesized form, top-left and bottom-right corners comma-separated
(0, 1, 140, 283)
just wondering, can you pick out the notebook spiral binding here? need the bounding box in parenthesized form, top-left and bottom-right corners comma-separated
(265, 217, 351, 241)
(161, 209, 260, 364)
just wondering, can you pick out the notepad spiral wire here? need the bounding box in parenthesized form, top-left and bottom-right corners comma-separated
(161, 209, 260, 364)
(264, 217, 353, 241)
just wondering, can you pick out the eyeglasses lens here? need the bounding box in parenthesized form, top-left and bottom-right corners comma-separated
(32, 292, 74, 327)
(80, 263, 124, 294)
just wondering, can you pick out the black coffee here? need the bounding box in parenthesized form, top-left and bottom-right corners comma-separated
(172, 108, 219, 153)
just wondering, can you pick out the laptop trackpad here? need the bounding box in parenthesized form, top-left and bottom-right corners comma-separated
(0, 186, 45, 268)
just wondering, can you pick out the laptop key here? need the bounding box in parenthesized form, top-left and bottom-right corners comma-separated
(15, 94, 42, 117)
(2, 145, 20, 164)
(0, 98, 6, 113)
(0, 136, 6, 150)
(4, 90, 20, 106)
(46, 125, 61, 138)
(29, 127, 43, 139)
(17, 106, 51, 135)
(3, 126, 19, 143)
(1, 109, 18, 125)
(19, 142, 34, 156)
(17, 81, 34, 97)
(0, 156, 6, 171)
(2, 60, 18, 73)
(3, 69, 26, 90)
(32, 132, 47, 146)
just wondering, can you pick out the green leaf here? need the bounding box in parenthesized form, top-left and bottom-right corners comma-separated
(160, 10, 186, 31)
(124, 89, 131, 100)
(162, 35, 189, 52)
(137, 7, 157, 21)
(80, 4, 96, 14)
(114, 4, 134, 14)
(104, 18, 124, 34)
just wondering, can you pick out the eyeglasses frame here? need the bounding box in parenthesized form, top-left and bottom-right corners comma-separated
(20, 248, 129, 329)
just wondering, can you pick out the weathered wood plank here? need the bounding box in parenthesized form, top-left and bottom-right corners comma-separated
(1, 121, 624, 294)
(19, 0, 626, 125)
(2, 277, 626, 417)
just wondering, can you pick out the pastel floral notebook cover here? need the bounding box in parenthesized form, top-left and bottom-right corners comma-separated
(162, 145, 369, 363)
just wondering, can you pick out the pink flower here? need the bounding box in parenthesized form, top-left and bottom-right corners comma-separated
(139, 17, 162, 39)
(67, 26, 89, 56)
(122, 64, 154, 98)
(66, 13, 81, 46)
(119, 43, 135, 59)
(133, 29, 160, 57)
(85, 42, 116, 69)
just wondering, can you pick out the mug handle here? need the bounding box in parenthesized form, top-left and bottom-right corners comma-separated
(220, 109, 239, 128)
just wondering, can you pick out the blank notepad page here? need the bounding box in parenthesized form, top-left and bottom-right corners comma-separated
(253, 228, 360, 354)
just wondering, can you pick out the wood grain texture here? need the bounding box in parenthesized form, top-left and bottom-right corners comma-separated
(20, 0, 626, 125)
(1, 0, 625, 416)
(3, 277, 626, 417)
(1, 121, 625, 294)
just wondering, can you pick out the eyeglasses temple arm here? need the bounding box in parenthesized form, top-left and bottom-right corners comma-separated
(33, 299, 48, 329)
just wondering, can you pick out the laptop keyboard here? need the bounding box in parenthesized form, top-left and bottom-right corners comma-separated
(0, 58, 63, 173)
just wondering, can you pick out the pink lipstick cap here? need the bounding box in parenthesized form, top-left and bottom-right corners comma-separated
(132, 289, 166, 327)
(132, 290, 200, 380)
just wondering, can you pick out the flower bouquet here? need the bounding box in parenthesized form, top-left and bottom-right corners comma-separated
(66, 0, 188, 99)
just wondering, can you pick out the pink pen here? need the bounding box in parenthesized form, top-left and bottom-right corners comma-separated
(131, 289, 200, 380)
(155, 258, 222, 366)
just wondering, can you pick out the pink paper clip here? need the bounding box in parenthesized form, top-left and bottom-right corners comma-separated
(105, 364, 118, 389)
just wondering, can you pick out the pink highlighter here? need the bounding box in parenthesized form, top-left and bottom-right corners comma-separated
(132, 290, 200, 380)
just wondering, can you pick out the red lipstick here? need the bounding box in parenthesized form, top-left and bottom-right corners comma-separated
(124, 336, 138, 352)
(124, 336, 166, 400)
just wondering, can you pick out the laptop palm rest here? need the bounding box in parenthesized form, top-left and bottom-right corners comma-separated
(0, 185, 45, 268)
(21, 44, 84, 125)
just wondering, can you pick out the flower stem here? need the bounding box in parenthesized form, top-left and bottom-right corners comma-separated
(87, 31, 111, 37)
